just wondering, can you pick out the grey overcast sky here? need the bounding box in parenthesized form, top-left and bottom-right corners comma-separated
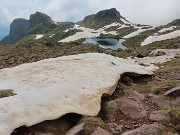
(0, 0, 180, 38)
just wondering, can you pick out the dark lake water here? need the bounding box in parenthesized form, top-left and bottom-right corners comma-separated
(83, 37, 127, 50)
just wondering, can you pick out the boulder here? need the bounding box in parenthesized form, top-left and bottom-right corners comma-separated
(117, 97, 147, 119)
(122, 123, 162, 135)
(171, 97, 180, 107)
(149, 110, 166, 121)
(125, 90, 145, 101)
(148, 94, 170, 107)
(107, 100, 118, 110)
(137, 49, 150, 58)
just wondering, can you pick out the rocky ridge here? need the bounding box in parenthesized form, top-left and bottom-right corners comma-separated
(0, 12, 57, 45)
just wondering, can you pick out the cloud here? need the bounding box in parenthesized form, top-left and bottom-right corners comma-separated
(0, 0, 180, 29)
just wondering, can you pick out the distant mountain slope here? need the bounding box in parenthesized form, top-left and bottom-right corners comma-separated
(81, 8, 129, 29)
(0, 19, 30, 45)
(167, 19, 180, 27)
(27, 12, 57, 34)
(0, 12, 57, 45)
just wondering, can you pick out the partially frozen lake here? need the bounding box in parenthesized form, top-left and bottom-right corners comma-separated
(83, 37, 127, 50)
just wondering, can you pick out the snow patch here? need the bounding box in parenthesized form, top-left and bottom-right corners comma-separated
(133, 49, 180, 67)
(103, 22, 121, 29)
(64, 29, 69, 33)
(35, 34, 44, 39)
(0, 53, 154, 135)
(141, 30, 180, 46)
(123, 28, 148, 38)
(159, 26, 177, 33)
(59, 23, 122, 42)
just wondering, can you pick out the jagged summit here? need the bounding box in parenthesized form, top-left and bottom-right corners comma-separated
(81, 8, 129, 29)
(0, 11, 57, 45)
(28, 11, 56, 34)
(0, 18, 29, 45)
(167, 19, 180, 26)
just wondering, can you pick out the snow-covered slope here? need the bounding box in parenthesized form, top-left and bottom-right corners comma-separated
(158, 26, 176, 33)
(59, 22, 152, 42)
(141, 30, 180, 46)
(0, 53, 154, 135)
(123, 27, 153, 38)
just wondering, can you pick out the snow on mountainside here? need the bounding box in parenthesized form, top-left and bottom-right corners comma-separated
(141, 29, 180, 46)
(59, 22, 153, 43)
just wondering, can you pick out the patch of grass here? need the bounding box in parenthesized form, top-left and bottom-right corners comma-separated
(79, 116, 106, 135)
(161, 107, 180, 132)
(123, 79, 180, 95)
(117, 26, 138, 37)
(18, 34, 36, 43)
(43, 23, 82, 41)
(104, 26, 119, 32)
(0, 89, 15, 98)
(155, 58, 180, 74)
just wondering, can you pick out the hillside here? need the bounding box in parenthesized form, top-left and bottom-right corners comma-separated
(0, 8, 179, 135)
(81, 8, 127, 29)
(0, 18, 30, 45)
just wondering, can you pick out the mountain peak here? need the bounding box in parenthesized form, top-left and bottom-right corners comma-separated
(0, 12, 57, 45)
(81, 8, 124, 29)
(27, 11, 56, 34)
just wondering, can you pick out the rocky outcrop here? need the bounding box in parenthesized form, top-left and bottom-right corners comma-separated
(0, 18, 29, 45)
(117, 97, 147, 119)
(81, 8, 127, 29)
(167, 19, 180, 26)
(0, 12, 57, 45)
(27, 11, 56, 34)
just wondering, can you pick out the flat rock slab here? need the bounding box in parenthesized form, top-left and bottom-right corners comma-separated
(0, 53, 153, 135)
(163, 86, 180, 98)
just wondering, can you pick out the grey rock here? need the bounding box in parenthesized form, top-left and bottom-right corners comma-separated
(125, 90, 145, 101)
(122, 123, 162, 135)
(171, 97, 180, 107)
(148, 94, 170, 107)
(107, 100, 118, 110)
(116, 125, 123, 132)
(117, 97, 147, 119)
(124, 125, 131, 129)
(149, 110, 166, 121)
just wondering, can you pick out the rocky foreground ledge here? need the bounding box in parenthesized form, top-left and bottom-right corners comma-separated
(0, 53, 154, 135)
